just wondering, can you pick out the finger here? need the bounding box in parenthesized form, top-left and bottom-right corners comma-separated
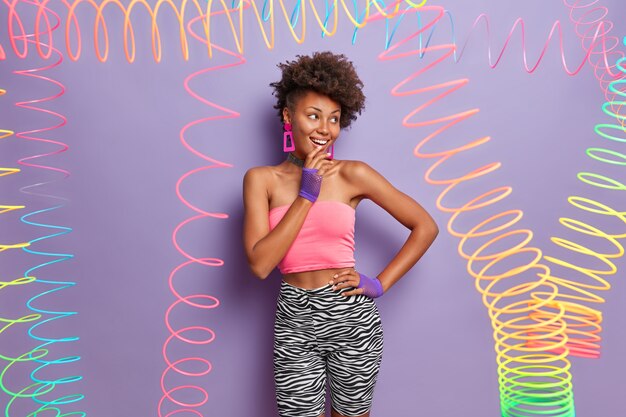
(304, 146, 324, 161)
(338, 270, 357, 281)
(336, 276, 358, 290)
(341, 288, 363, 297)
(334, 269, 353, 278)
(329, 269, 354, 284)
(306, 152, 331, 170)
(318, 150, 331, 161)
(348, 279, 359, 289)
(333, 278, 352, 289)
(314, 161, 327, 171)
(317, 162, 334, 176)
(329, 273, 345, 283)
(313, 154, 332, 169)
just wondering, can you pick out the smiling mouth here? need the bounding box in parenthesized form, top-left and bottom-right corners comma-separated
(310, 137, 329, 146)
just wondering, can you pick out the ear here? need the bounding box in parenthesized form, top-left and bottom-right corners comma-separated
(282, 107, 291, 124)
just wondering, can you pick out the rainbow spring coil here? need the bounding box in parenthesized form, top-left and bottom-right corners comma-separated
(158, 2, 428, 417)
(375, 3, 625, 414)
(174, 2, 621, 413)
(0, 0, 427, 62)
(0, 1, 426, 416)
(368, 0, 623, 366)
(3, 0, 623, 416)
(523, 0, 626, 361)
(563, 0, 626, 101)
(524, 61, 626, 408)
(371, 3, 609, 415)
(159, 8, 239, 413)
(156, 2, 617, 416)
(2, 0, 85, 414)
(0, 90, 43, 414)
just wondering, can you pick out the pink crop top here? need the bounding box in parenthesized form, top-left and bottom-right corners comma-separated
(268, 200, 356, 274)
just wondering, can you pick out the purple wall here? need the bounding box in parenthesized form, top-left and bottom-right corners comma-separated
(1, 1, 625, 416)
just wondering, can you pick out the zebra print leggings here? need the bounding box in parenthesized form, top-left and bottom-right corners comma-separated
(273, 280, 384, 417)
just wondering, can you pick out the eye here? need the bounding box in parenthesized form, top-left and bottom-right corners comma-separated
(308, 114, 319, 120)
(331, 116, 339, 123)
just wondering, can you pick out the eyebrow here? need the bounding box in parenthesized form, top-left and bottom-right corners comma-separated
(306, 106, 341, 113)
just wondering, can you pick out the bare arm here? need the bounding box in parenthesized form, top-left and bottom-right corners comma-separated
(346, 161, 439, 293)
(242, 148, 334, 279)
(242, 166, 314, 279)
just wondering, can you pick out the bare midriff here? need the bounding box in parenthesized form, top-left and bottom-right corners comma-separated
(282, 266, 354, 289)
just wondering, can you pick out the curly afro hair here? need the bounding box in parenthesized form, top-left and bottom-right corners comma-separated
(269, 51, 366, 129)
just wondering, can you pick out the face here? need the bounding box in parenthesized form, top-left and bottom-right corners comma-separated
(283, 90, 341, 159)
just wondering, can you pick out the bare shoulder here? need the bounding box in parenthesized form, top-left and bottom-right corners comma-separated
(243, 165, 274, 184)
(339, 159, 377, 182)
(243, 165, 274, 203)
(338, 159, 438, 232)
(244, 165, 274, 176)
(339, 159, 397, 202)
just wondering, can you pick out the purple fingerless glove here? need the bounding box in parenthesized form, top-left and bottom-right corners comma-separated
(357, 272, 384, 298)
(298, 167, 322, 202)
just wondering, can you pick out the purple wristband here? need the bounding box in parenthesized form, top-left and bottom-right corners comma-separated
(357, 272, 384, 298)
(298, 167, 322, 202)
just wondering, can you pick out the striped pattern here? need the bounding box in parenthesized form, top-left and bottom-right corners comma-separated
(273, 280, 384, 417)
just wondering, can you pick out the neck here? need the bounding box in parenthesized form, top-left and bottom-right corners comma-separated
(286, 152, 304, 167)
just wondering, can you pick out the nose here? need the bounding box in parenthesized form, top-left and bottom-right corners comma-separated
(317, 120, 329, 136)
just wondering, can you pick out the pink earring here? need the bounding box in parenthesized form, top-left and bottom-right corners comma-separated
(283, 123, 295, 152)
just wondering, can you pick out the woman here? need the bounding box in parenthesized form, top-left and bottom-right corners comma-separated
(242, 51, 439, 417)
